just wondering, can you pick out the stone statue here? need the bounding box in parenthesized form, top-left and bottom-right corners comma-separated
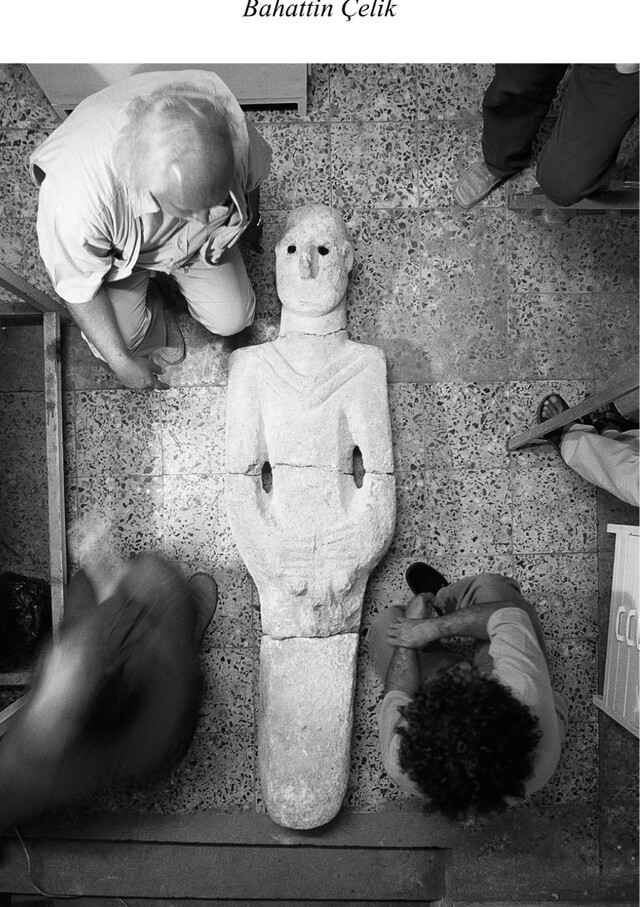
(225, 204, 396, 828)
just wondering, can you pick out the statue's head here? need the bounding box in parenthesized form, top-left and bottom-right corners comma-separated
(275, 204, 354, 317)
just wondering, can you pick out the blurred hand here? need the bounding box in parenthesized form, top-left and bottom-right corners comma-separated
(615, 64, 639, 74)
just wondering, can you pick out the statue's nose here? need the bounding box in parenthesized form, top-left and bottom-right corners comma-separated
(298, 247, 317, 279)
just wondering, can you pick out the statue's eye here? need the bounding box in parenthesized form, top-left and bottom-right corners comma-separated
(287, 244, 296, 253)
(318, 246, 329, 256)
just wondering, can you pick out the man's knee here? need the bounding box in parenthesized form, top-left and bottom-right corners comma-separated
(536, 155, 596, 207)
(188, 288, 255, 337)
(473, 572, 521, 600)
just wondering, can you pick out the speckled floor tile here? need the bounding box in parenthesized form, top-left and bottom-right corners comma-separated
(375, 291, 509, 384)
(0, 65, 60, 131)
(199, 648, 255, 735)
(257, 123, 331, 210)
(547, 637, 598, 722)
(514, 552, 599, 639)
(417, 63, 495, 120)
(18, 216, 52, 295)
(529, 718, 598, 807)
(162, 387, 226, 475)
(331, 122, 418, 212)
(346, 207, 421, 304)
(167, 728, 256, 811)
(0, 216, 23, 271)
(72, 476, 164, 563)
(0, 129, 45, 219)
(422, 383, 510, 470)
(163, 473, 241, 573)
(423, 467, 512, 558)
(420, 207, 506, 298)
(347, 655, 404, 811)
(511, 465, 597, 554)
(74, 390, 164, 477)
(200, 567, 256, 650)
(243, 210, 287, 317)
(329, 63, 416, 122)
(387, 382, 425, 474)
(508, 290, 639, 380)
(506, 209, 640, 294)
(387, 467, 424, 558)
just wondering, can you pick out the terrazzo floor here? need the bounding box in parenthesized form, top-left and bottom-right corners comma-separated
(0, 63, 638, 899)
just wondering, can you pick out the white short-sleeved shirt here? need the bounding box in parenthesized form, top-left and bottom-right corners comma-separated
(30, 70, 272, 305)
(378, 607, 569, 799)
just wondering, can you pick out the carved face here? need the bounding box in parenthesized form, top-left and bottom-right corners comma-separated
(275, 205, 354, 316)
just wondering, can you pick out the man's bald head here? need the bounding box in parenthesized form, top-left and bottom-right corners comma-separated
(117, 89, 236, 216)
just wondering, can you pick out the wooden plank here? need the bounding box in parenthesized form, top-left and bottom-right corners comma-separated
(507, 181, 639, 212)
(10, 900, 438, 907)
(508, 358, 639, 451)
(0, 839, 446, 901)
(0, 694, 29, 738)
(0, 264, 70, 322)
(4, 807, 460, 849)
(42, 313, 67, 635)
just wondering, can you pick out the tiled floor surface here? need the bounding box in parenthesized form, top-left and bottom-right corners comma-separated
(1, 64, 638, 899)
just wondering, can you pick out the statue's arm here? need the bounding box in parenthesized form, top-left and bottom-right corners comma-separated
(226, 349, 267, 475)
(345, 345, 394, 474)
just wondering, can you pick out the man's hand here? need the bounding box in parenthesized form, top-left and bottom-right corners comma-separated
(112, 355, 168, 391)
(387, 616, 435, 649)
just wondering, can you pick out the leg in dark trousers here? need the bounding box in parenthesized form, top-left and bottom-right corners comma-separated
(536, 64, 640, 206)
(482, 63, 569, 177)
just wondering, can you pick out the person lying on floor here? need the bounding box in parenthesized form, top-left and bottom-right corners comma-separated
(537, 392, 639, 507)
(368, 565, 568, 821)
(0, 552, 217, 832)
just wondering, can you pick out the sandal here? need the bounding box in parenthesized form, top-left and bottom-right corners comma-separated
(586, 405, 639, 434)
(535, 392, 576, 454)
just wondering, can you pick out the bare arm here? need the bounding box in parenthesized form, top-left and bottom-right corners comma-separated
(383, 593, 433, 695)
(387, 599, 550, 667)
(69, 288, 166, 390)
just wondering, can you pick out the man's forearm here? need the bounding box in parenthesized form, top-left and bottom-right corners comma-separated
(407, 601, 520, 649)
(66, 288, 132, 370)
(384, 645, 421, 695)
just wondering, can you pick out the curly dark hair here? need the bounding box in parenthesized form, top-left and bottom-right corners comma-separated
(397, 663, 541, 821)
